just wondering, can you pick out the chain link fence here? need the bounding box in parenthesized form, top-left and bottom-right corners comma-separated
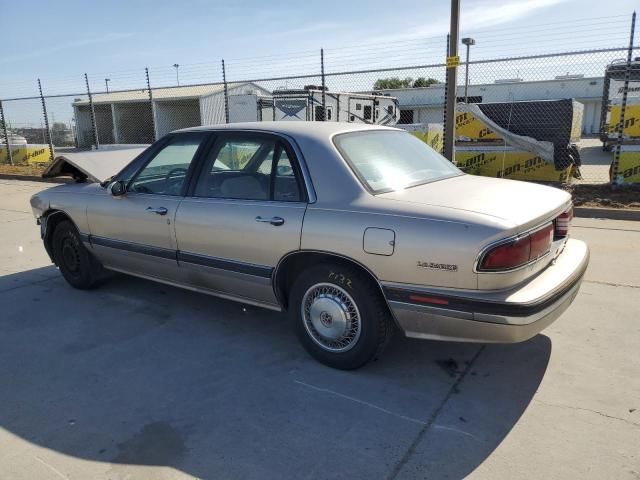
(1, 13, 638, 185)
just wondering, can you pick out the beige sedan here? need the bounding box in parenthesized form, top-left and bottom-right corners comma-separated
(31, 122, 589, 369)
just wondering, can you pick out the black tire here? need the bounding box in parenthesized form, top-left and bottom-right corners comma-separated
(51, 220, 103, 289)
(289, 263, 393, 370)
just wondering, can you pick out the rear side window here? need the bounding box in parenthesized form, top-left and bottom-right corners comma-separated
(193, 134, 303, 202)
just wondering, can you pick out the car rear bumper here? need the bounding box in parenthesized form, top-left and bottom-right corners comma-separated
(382, 239, 589, 343)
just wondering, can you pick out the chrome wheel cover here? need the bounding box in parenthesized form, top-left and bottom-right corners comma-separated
(301, 283, 361, 352)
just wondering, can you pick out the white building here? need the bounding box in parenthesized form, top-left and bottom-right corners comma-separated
(73, 82, 269, 147)
(375, 76, 606, 135)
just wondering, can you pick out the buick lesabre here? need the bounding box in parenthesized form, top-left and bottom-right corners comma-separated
(31, 122, 589, 369)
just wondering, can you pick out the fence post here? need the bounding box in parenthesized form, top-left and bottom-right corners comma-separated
(442, 34, 450, 156)
(222, 59, 230, 124)
(84, 73, 100, 149)
(145, 67, 157, 142)
(37, 79, 55, 163)
(0, 100, 13, 165)
(321, 48, 326, 121)
(611, 11, 637, 185)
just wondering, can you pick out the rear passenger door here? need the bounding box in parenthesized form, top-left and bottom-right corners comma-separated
(174, 132, 308, 307)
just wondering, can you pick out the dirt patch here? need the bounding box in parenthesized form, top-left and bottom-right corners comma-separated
(0, 164, 47, 177)
(561, 184, 640, 209)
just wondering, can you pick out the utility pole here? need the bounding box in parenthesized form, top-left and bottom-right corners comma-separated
(105, 78, 111, 93)
(443, 0, 460, 162)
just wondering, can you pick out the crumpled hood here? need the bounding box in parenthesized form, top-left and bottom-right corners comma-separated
(43, 146, 148, 183)
(378, 174, 572, 229)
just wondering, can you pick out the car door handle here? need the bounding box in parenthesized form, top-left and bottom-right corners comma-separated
(255, 216, 285, 226)
(146, 206, 168, 215)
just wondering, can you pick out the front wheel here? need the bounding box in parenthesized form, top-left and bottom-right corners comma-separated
(289, 263, 393, 370)
(51, 220, 103, 289)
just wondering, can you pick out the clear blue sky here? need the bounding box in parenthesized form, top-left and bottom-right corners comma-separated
(2, 0, 637, 86)
(1, 0, 637, 124)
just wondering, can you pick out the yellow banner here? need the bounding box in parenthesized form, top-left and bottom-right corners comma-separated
(406, 124, 444, 153)
(446, 55, 460, 68)
(617, 149, 640, 183)
(455, 148, 572, 183)
(606, 104, 640, 138)
(455, 111, 502, 142)
(0, 145, 51, 165)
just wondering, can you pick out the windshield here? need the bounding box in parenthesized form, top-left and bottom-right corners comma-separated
(334, 130, 461, 194)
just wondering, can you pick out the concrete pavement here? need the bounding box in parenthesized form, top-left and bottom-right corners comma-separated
(0, 179, 638, 479)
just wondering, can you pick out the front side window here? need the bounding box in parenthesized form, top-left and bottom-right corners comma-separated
(194, 135, 302, 202)
(128, 134, 204, 195)
(334, 131, 461, 194)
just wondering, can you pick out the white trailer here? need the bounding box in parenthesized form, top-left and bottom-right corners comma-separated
(228, 88, 400, 125)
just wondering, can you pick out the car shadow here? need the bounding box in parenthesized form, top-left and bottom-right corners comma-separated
(0, 267, 551, 479)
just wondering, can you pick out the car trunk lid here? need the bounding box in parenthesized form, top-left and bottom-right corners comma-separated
(379, 174, 572, 232)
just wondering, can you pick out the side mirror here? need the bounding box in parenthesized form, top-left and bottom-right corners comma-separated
(110, 180, 127, 197)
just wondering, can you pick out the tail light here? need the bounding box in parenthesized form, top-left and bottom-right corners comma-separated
(478, 223, 554, 272)
(554, 206, 573, 239)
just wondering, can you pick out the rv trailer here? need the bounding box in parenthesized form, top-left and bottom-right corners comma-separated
(227, 87, 400, 125)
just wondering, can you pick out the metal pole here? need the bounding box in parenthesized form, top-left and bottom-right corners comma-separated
(173, 64, 180, 86)
(0, 100, 13, 165)
(85, 73, 99, 149)
(599, 70, 611, 146)
(222, 59, 230, 124)
(321, 48, 326, 121)
(444, 0, 460, 162)
(612, 11, 636, 185)
(105, 78, 110, 93)
(464, 43, 470, 103)
(145, 67, 156, 142)
(38, 79, 55, 163)
(442, 34, 450, 156)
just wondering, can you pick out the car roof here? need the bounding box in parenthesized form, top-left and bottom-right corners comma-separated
(175, 121, 399, 139)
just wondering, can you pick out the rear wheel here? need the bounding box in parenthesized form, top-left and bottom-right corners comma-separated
(289, 263, 393, 369)
(51, 220, 103, 289)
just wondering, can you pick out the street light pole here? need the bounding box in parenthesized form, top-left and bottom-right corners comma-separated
(173, 64, 180, 86)
(461, 38, 475, 103)
(105, 78, 111, 93)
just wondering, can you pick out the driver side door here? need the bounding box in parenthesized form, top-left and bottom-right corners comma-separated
(86, 132, 209, 281)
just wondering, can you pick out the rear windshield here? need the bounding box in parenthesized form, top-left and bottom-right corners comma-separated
(334, 130, 461, 194)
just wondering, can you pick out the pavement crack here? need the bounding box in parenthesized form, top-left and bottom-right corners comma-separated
(0, 274, 58, 294)
(33, 456, 70, 479)
(584, 279, 640, 289)
(534, 399, 640, 427)
(386, 345, 486, 480)
(573, 225, 640, 233)
(294, 380, 426, 426)
(0, 207, 32, 214)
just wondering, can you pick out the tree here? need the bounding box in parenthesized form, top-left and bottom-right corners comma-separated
(50, 122, 72, 146)
(412, 77, 440, 88)
(373, 76, 441, 90)
(373, 77, 414, 89)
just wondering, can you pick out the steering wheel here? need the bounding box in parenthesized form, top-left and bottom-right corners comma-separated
(163, 168, 188, 195)
(164, 167, 188, 182)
